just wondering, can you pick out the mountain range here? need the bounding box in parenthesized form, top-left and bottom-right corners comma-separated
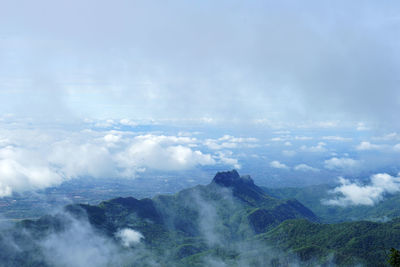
(0, 170, 399, 266)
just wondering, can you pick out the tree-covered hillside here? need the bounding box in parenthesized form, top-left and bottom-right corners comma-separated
(258, 218, 400, 266)
(0, 170, 398, 266)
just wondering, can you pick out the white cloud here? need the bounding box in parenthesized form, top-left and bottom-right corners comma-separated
(134, 134, 197, 145)
(356, 141, 382, 151)
(0, 138, 11, 146)
(41, 216, 127, 267)
(314, 121, 340, 128)
(273, 130, 291, 135)
(284, 141, 292, 146)
(215, 151, 241, 169)
(373, 132, 400, 141)
(356, 122, 369, 131)
(282, 150, 296, 157)
(94, 119, 116, 128)
(323, 173, 400, 206)
(270, 136, 288, 142)
(50, 142, 117, 179)
(104, 134, 121, 143)
(204, 135, 258, 150)
(219, 135, 257, 143)
(119, 118, 137, 127)
(322, 136, 352, 142)
(394, 143, 400, 152)
(204, 139, 237, 150)
(0, 127, 222, 196)
(269, 160, 289, 169)
(324, 157, 359, 170)
(115, 228, 144, 247)
(116, 135, 215, 175)
(294, 136, 313, 141)
(0, 146, 63, 197)
(300, 142, 326, 152)
(294, 164, 319, 172)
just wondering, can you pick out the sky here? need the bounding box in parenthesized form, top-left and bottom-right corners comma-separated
(1, 0, 399, 126)
(1, 0, 400, 205)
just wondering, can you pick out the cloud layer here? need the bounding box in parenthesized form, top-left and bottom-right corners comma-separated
(0, 126, 245, 197)
(324, 157, 359, 170)
(323, 173, 400, 206)
(269, 161, 289, 169)
(1, 1, 400, 128)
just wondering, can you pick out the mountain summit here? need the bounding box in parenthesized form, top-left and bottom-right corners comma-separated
(212, 169, 255, 187)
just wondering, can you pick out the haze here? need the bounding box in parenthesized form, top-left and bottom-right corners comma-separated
(0, 0, 400, 205)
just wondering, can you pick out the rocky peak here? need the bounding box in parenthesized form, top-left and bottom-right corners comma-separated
(212, 170, 254, 187)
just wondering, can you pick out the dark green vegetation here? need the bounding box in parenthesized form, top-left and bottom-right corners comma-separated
(0, 170, 399, 266)
(0, 174, 199, 220)
(263, 184, 400, 223)
(388, 248, 400, 267)
(258, 218, 400, 266)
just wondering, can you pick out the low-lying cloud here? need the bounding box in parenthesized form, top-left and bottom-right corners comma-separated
(204, 135, 258, 150)
(324, 157, 359, 170)
(323, 173, 400, 206)
(0, 146, 63, 196)
(294, 164, 319, 172)
(269, 160, 289, 169)
(0, 126, 245, 197)
(115, 228, 144, 247)
(41, 216, 126, 267)
(116, 135, 215, 175)
(356, 141, 383, 151)
(300, 142, 326, 153)
(0, 210, 159, 267)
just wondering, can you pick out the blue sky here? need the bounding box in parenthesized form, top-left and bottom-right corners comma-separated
(1, 1, 400, 206)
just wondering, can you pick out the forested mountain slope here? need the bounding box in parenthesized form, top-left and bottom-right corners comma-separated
(0, 171, 398, 266)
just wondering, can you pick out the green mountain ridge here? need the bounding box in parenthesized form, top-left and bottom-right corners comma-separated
(70, 170, 318, 239)
(258, 218, 400, 266)
(0, 170, 399, 266)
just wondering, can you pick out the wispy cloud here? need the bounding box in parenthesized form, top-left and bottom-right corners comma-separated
(269, 160, 289, 169)
(294, 164, 319, 172)
(300, 142, 327, 152)
(356, 141, 383, 151)
(322, 136, 352, 142)
(324, 157, 359, 170)
(394, 144, 400, 152)
(204, 135, 258, 150)
(356, 123, 370, 131)
(372, 132, 400, 141)
(282, 150, 296, 157)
